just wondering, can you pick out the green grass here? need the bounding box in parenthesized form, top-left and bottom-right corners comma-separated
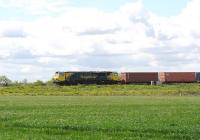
(1, 83, 200, 96)
(0, 96, 200, 140)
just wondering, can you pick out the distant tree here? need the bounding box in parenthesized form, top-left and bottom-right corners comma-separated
(34, 80, 45, 86)
(13, 80, 20, 86)
(22, 79, 28, 85)
(0, 76, 12, 86)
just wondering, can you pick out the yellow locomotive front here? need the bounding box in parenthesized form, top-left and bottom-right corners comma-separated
(53, 72, 65, 82)
(108, 72, 121, 82)
(52, 72, 72, 84)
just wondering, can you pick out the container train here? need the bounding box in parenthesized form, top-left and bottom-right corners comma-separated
(52, 71, 200, 85)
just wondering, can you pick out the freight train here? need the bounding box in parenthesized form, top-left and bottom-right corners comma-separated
(52, 71, 200, 85)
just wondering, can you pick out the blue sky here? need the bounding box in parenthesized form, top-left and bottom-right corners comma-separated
(71, 0, 189, 16)
(142, 0, 189, 16)
(0, 0, 190, 21)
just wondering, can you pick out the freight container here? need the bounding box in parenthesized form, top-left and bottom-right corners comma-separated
(158, 72, 196, 83)
(196, 72, 200, 82)
(120, 72, 158, 83)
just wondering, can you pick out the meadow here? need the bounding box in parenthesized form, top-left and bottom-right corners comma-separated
(0, 96, 200, 140)
(1, 83, 200, 96)
(1, 84, 200, 139)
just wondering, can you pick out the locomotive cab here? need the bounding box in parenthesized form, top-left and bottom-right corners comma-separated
(53, 72, 65, 82)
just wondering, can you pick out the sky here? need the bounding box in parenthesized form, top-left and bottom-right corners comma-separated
(1, 0, 200, 82)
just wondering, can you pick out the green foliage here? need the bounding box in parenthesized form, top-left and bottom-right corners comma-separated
(0, 96, 200, 139)
(46, 80, 55, 86)
(1, 83, 200, 96)
(0, 75, 12, 86)
(33, 80, 45, 86)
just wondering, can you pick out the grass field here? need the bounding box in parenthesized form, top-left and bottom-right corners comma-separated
(0, 96, 200, 140)
(1, 83, 200, 96)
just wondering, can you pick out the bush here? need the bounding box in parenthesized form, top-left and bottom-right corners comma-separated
(46, 80, 55, 86)
(33, 80, 45, 86)
(0, 76, 12, 86)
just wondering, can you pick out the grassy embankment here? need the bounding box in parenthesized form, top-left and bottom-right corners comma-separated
(1, 83, 200, 96)
(0, 96, 200, 140)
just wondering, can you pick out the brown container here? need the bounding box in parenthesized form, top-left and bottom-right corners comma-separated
(121, 72, 158, 83)
(159, 72, 196, 83)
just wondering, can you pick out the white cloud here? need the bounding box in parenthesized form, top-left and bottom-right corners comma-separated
(0, 0, 200, 81)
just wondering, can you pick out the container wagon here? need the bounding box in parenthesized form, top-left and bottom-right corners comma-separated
(120, 72, 158, 84)
(196, 72, 200, 82)
(158, 72, 196, 83)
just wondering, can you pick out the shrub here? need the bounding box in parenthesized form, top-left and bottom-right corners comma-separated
(0, 76, 12, 86)
(33, 80, 45, 86)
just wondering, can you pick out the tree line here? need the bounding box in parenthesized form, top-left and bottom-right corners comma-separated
(0, 75, 53, 86)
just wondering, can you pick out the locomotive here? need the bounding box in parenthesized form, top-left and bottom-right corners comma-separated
(52, 71, 121, 85)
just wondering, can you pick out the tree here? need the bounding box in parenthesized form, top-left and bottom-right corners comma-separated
(0, 76, 12, 86)
(22, 79, 28, 85)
